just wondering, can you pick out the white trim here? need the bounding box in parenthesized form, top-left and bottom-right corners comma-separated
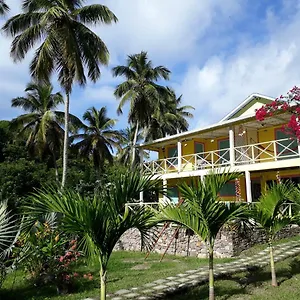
(245, 170, 252, 203)
(220, 93, 274, 122)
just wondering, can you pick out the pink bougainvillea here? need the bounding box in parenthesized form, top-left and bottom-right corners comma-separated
(255, 86, 300, 140)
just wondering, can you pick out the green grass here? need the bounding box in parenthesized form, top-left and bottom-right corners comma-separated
(1, 236, 299, 300)
(0, 251, 231, 300)
(169, 255, 300, 300)
(169, 237, 300, 300)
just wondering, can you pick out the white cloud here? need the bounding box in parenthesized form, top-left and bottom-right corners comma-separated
(179, 3, 300, 128)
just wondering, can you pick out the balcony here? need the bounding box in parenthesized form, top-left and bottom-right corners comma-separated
(143, 138, 300, 175)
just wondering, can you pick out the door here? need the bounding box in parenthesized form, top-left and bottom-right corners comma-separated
(218, 139, 230, 164)
(167, 146, 178, 166)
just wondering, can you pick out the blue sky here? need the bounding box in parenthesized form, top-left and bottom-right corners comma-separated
(1, 0, 300, 131)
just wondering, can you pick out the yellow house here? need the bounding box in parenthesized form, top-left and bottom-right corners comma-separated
(138, 93, 300, 203)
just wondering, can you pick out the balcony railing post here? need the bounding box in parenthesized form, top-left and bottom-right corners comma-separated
(177, 140, 182, 172)
(229, 128, 235, 167)
(251, 145, 255, 163)
(245, 170, 252, 203)
(273, 141, 278, 161)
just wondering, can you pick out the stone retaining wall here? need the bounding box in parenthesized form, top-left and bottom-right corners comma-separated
(114, 224, 300, 258)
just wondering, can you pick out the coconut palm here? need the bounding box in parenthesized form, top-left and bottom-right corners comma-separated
(251, 181, 298, 287)
(25, 170, 160, 300)
(0, 0, 9, 16)
(118, 126, 149, 167)
(158, 170, 247, 300)
(11, 82, 65, 181)
(3, 0, 118, 187)
(113, 51, 170, 165)
(145, 88, 194, 141)
(72, 107, 122, 171)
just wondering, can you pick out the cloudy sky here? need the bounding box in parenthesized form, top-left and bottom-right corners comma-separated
(1, 0, 300, 130)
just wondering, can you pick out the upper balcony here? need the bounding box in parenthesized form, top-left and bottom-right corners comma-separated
(142, 137, 300, 176)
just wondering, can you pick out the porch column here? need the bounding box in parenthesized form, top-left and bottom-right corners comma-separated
(298, 140, 300, 157)
(245, 170, 252, 203)
(229, 127, 235, 167)
(177, 140, 182, 172)
(163, 178, 168, 203)
(139, 149, 144, 203)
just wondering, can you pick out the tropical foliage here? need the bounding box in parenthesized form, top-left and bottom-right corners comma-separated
(158, 171, 247, 300)
(251, 181, 299, 287)
(113, 51, 171, 164)
(25, 170, 160, 300)
(72, 106, 122, 171)
(11, 82, 65, 180)
(0, 200, 19, 288)
(0, 0, 9, 16)
(3, 0, 118, 187)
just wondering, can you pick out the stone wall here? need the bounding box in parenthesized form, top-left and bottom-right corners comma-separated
(114, 224, 300, 258)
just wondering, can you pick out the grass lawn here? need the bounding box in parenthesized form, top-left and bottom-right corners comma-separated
(0, 251, 231, 300)
(169, 239, 300, 300)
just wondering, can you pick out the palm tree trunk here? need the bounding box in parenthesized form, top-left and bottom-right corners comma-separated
(61, 93, 70, 188)
(100, 264, 107, 300)
(269, 241, 278, 287)
(208, 245, 215, 300)
(131, 120, 139, 167)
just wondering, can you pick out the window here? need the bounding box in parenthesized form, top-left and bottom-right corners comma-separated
(195, 142, 204, 154)
(168, 186, 179, 204)
(218, 139, 230, 163)
(167, 146, 178, 165)
(251, 179, 261, 202)
(219, 182, 236, 197)
(275, 130, 298, 159)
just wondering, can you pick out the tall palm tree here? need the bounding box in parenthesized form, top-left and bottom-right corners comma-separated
(158, 171, 247, 300)
(73, 107, 122, 171)
(251, 181, 298, 287)
(145, 88, 194, 141)
(11, 82, 65, 181)
(3, 0, 118, 187)
(118, 126, 149, 167)
(0, 0, 9, 16)
(25, 170, 160, 300)
(112, 51, 170, 165)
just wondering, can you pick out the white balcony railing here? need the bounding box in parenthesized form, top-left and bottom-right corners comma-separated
(143, 138, 300, 175)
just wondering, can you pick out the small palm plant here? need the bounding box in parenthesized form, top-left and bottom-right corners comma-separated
(251, 181, 298, 287)
(158, 171, 247, 300)
(25, 170, 160, 300)
(0, 200, 20, 287)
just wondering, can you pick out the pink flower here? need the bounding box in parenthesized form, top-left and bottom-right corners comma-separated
(59, 256, 64, 262)
(73, 272, 79, 278)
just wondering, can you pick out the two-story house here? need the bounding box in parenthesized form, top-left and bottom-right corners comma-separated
(138, 93, 300, 203)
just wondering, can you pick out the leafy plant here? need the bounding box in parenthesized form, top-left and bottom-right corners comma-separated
(158, 170, 247, 300)
(25, 170, 160, 300)
(14, 216, 81, 293)
(251, 181, 298, 286)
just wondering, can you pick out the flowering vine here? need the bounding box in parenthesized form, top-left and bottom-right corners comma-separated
(255, 86, 300, 140)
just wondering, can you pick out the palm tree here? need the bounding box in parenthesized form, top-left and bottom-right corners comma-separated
(158, 171, 247, 300)
(25, 170, 160, 300)
(73, 107, 122, 171)
(3, 1, 118, 187)
(251, 181, 298, 287)
(0, 0, 9, 16)
(11, 82, 65, 181)
(145, 88, 194, 141)
(118, 126, 149, 167)
(112, 51, 170, 165)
